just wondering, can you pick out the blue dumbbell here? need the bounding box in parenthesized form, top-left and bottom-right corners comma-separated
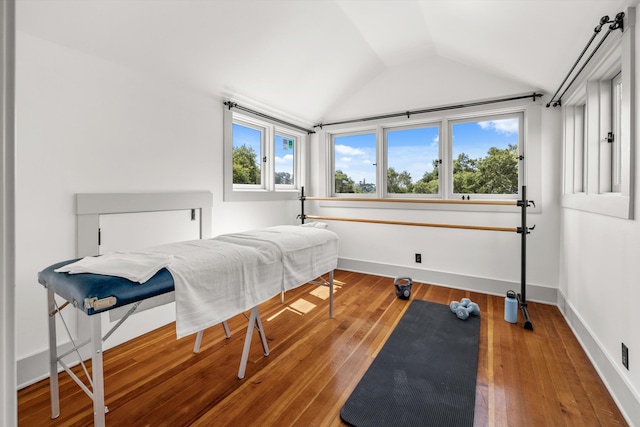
(449, 298, 471, 312)
(456, 302, 480, 320)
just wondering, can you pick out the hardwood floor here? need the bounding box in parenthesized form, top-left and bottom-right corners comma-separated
(18, 270, 627, 426)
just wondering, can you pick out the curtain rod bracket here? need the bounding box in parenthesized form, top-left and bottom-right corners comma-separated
(546, 12, 624, 108)
(611, 12, 625, 32)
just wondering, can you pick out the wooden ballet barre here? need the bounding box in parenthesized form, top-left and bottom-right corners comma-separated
(304, 215, 518, 233)
(303, 197, 517, 206)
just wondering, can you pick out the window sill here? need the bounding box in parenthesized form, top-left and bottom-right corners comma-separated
(561, 193, 632, 219)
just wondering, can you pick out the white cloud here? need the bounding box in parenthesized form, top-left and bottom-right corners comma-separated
(335, 144, 366, 156)
(477, 118, 518, 135)
(275, 154, 294, 164)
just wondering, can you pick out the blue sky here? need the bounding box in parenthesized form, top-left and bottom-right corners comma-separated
(334, 118, 519, 185)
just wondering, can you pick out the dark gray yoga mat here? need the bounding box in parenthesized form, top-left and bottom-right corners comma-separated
(340, 299, 480, 427)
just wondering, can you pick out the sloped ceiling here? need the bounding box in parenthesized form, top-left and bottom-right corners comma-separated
(16, 0, 638, 124)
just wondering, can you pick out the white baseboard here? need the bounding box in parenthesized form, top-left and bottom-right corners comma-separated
(337, 257, 558, 304)
(557, 290, 639, 427)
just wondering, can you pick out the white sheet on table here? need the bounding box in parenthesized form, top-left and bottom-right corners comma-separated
(146, 239, 282, 339)
(214, 225, 339, 291)
(53, 252, 173, 284)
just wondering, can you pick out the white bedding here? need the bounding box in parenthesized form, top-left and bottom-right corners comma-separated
(54, 225, 339, 339)
(148, 238, 283, 338)
(215, 225, 339, 291)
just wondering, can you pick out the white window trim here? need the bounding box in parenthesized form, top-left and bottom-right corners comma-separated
(447, 111, 524, 200)
(561, 7, 635, 219)
(275, 129, 300, 191)
(223, 106, 307, 202)
(318, 99, 542, 213)
(383, 121, 442, 199)
(330, 128, 378, 197)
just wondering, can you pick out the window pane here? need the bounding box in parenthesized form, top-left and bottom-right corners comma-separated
(574, 105, 585, 192)
(232, 123, 262, 185)
(451, 116, 520, 195)
(275, 134, 295, 186)
(387, 126, 439, 194)
(612, 73, 622, 192)
(333, 133, 376, 194)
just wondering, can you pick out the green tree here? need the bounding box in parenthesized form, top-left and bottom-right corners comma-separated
(387, 167, 413, 193)
(233, 145, 261, 184)
(414, 160, 439, 194)
(475, 144, 519, 194)
(335, 170, 355, 193)
(452, 145, 518, 194)
(355, 179, 376, 193)
(275, 171, 292, 185)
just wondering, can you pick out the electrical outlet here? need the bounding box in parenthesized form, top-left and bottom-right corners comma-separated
(415, 253, 421, 263)
(622, 343, 629, 370)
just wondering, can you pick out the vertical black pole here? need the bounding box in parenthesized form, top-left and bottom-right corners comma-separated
(521, 185, 527, 304)
(517, 185, 533, 330)
(300, 186, 305, 224)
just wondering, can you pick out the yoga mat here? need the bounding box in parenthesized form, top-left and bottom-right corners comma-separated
(341, 300, 480, 427)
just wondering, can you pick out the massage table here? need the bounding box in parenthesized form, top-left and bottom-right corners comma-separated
(39, 224, 338, 427)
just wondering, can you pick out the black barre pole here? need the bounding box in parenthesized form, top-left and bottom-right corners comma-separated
(517, 185, 534, 330)
(299, 186, 306, 224)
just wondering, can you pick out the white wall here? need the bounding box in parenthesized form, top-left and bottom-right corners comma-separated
(15, 32, 298, 386)
(557, 21, 640, 424)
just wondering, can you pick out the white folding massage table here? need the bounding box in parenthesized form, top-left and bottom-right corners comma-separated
(38, 224, 339, 427)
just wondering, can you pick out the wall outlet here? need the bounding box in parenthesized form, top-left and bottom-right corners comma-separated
(415, 253, 421, 263)
(622, 343, 629, 370)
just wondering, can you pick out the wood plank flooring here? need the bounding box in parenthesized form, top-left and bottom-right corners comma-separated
(18, 270, 628, 426)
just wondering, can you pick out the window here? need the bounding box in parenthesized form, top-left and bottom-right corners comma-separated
(386, 125, 440, 195)
(327, 110, 525, 202)
(224, 108, 306, 202)
(575, 104, 586, 193)
(232, 121, 264, 187)
(561, 10, 634, 219)
(611, 72, 622, 192)
(275, 133, 296, 188)
(332, 131, 376, 194)
(449, 113, 522, 198)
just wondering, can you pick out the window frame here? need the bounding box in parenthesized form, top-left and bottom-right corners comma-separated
(383, 121, 442, 199)
(561, 10, 634, 219)
(330, 128, 378, 197)
(321, 104, 538, 213)
(611, 71, 623, 193)
(231, 118, 267, 190)
(274, 130, 299, 190)
(447, 111, 524, 200)
(223, 106, 307, 202)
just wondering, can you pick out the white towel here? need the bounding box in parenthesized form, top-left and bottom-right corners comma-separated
(54, 252, 173, 284)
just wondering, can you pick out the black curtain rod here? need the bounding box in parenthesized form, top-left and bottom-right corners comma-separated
(314, 92, 543, 129)
(547, 12, 624, 108)
(224, 101, 316, 134)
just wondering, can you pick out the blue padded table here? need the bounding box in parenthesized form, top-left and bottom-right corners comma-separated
(38, 259, 175, 315)
(39, 225, 338, 426)
(39, 259, 268, 427)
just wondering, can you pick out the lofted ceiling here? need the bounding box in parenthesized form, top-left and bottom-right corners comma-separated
(16, 0, 638, 124)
